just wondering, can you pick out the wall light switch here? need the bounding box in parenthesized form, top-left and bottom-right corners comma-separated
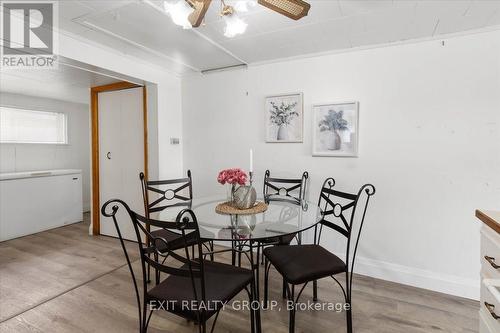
(170, 138, 180, 145)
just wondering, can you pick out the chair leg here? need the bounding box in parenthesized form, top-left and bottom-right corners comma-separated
(313, 280, 318, 302)
(287, 284, 296, 333)
(264, 258, 270, 305)
(289, 307, 296, 333)
(344, 270, 353, 333)
(238, 244, 242, 267)
(231, 241, 236, 266)
(346, 307, 353, 333)
(153, 252, 159, 285)
(141, 299, 148, 333)
(146, 262, 151, 283)
(199, 313, 207, 333)
(261, 245, 265, 265)
(255, 245, 260, 299)
(256, 244, 260, 266)
(143, 311, 153, 333)
(210, 241, 214, 261)
(282, 278, 287, 299)
(249, 281, 256, 333)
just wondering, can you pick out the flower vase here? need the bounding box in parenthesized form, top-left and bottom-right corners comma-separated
(233, 185, 257, 209)
(326, 130, 342, 150)
(277, 124, 289, 140)
(227, 184, 237, 203)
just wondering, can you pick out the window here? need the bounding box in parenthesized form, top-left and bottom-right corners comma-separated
(0, 107, 67, 144)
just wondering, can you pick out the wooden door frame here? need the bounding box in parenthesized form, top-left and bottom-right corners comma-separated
(91, 82, 148, 235)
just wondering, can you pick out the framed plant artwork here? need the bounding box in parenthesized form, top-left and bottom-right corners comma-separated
(312, 102, 359, 157)
(265, 93, 303, 143)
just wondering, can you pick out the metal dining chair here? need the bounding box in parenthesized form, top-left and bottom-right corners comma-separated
(231, 170, 308, 268)
(263, 170, 309, 206)
(256, 170, 308, 297)
(140, 171, 213, 284)
(101, 200, 257, 333)
(263, 178, 375, 333)
(261, 169, 309, 249)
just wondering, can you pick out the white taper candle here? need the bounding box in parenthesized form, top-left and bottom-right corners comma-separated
(249, 149, 253, 173)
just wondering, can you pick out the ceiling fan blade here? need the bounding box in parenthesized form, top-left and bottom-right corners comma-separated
(258, 0, 310, 20)
(188, 0, 212, 27)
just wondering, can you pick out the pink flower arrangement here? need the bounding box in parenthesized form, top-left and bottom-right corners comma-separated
(217, 168, 248, 186)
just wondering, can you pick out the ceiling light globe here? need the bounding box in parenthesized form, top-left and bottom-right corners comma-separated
(223, 14, 248, 38)
(164, 0, 194, 29)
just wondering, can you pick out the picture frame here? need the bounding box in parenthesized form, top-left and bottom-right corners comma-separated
(312, 101, 359, 157)
(265, 92, 303, 143)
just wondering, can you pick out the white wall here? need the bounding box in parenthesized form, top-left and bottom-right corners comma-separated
(0, 92, 91, 211)
(55, 31, 183, 231)
(58, 32, 184, 181)
(182, 30, 500, 299)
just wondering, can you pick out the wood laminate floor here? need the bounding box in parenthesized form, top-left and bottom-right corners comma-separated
(0, 214, 478, 333)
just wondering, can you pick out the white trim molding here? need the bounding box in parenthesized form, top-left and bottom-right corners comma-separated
(353, 255, 479, 300)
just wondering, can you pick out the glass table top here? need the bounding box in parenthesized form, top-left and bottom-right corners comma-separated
(159, 196, 323, 241)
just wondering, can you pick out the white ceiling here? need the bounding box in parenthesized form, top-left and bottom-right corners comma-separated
(0, 61, 119, 104)
(57, 0, 500, 76)
(2, 1, 500, 101)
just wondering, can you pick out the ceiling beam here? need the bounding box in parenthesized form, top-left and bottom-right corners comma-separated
(79, 20, 201, 72)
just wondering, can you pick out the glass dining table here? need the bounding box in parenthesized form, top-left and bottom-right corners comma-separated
(159, 195, 323, 333)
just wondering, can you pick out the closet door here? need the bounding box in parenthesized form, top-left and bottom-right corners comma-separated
(99, 87, 144, 240)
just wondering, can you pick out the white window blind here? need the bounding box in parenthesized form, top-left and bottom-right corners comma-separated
(0, 107, 67, 144)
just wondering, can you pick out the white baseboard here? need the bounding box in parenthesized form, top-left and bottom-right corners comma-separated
(353, 255, 479, 300)
(212, 241, 479, 300)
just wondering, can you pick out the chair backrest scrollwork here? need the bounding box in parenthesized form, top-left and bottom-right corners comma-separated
(263, 169, 309, 205)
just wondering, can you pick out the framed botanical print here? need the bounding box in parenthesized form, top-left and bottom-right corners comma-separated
(265, 93, 303, 143)
(312, 102, 359, 157)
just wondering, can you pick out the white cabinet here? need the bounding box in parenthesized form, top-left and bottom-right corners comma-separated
(0, 169, 83, 241)
(480, 279, 500, 333)
(477, 210, 500, 333)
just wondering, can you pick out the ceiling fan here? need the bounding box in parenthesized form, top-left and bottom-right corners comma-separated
(161, 0, 311, 37)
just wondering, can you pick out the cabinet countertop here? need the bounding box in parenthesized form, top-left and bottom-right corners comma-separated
(476, 210, 500, 234)
(0, 169, 82, 181)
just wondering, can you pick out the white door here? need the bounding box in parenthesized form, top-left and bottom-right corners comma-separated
(99, 87, 144, 240)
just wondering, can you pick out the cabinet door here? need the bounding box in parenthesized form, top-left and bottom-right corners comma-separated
(63, 173, 83, 223)
(99, 87, 144, 240)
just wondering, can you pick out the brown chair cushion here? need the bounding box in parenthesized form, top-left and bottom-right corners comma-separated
(150, 228, 199, 252)
(264, 244, 346, 285)
(147, 260, 253, 320)
(259, 233, 296, 245)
